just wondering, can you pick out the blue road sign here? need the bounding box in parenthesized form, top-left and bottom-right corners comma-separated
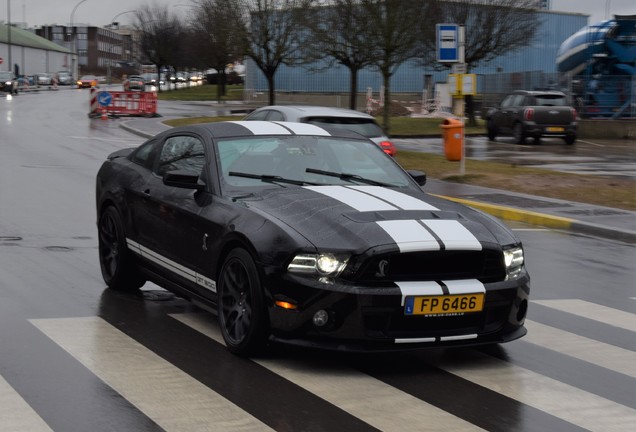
(436, 24, 459, 63)
(97, 91, 112, 106)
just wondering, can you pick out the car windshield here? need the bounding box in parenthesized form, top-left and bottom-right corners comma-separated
(304, 117, 384, 138)
(215, 135, 412, 195)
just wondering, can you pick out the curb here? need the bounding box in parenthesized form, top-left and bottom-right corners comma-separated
(435, 194, 636, 244)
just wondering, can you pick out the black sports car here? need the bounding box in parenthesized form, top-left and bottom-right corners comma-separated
(96, 121, 529, 355)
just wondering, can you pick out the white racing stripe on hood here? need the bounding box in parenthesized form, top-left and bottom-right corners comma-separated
(349, 186, 439, 210)
(422, 220, 482, 251)
(305, 186, 398, 211)
(376, 220, 440, 252)
(444, 279, 486, 295)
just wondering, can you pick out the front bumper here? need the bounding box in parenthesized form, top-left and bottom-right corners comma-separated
(265, 272, 530, 352)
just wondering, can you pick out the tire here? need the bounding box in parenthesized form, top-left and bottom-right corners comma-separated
(513, 123, 526, 144)
(217, 248, 269, 356)
(564, 135, 576, 145)
(533, 136, 541, 145)
(98, 206, 145, 292)
(487, 120, 497, 141)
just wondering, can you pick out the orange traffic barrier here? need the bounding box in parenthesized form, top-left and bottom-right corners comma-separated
(89, 90, 159, 118)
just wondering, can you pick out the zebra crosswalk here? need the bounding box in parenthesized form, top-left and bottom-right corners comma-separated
(1, 298, 634, 432)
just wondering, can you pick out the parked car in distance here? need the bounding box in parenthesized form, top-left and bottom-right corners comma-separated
(77, 75, 98, 88)
(57, 71, 72, 85)
(245, 105, 398, 156)
(95, 121, 529, 356)
(485, 90, 578, 145)
(127, 75, 145, 91)
(37, 73, 52, 86)
(0, 71, 18, 94)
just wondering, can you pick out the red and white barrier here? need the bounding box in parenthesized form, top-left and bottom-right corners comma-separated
(89, 90, 158, 118)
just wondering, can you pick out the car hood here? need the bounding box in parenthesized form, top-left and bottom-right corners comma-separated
(239, 185, 518, 253)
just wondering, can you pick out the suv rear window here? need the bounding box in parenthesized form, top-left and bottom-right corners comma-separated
(534, 95, 568, 106)
(304, 117, 384, 138)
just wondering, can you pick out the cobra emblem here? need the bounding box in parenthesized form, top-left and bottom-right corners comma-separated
(375, 259, 389, 277)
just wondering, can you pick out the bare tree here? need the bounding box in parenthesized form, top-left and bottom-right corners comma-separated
(303, 1, 378, 110)
(135, 2, 183, 92)
(436, 0, 541, 124)
(239, 0, 316, 105)
(363, 0, 436, 132)
(192, 0, 247, 101)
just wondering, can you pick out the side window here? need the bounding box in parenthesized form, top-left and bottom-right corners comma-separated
(267, 110, 285, 121)
(500, 95, 514, 108)
(246, 110, 270, 120)
(512, 95, 526, 106)
(156, 135, 205, 176)
(131, 139, 156, 168)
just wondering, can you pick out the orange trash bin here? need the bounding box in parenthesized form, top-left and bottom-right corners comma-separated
(440, 118, 464, 161)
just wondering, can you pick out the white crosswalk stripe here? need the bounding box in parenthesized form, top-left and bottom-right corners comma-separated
(0, 375, 53, 432)
(30, 317, 273, 432)
(170, 312, 484, 432)
(0, 298, 631, 432)
(523, 319, 636, 378)
(532, 299, 636, 332)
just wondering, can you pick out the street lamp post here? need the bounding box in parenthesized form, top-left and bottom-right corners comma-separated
(108, 10, 136, 84)
(69, 0, 89, 83)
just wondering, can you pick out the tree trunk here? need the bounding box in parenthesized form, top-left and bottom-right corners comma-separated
(349, 67, 358, 110)
(382, 73, 391, 133)
(267, 74, 276, 105)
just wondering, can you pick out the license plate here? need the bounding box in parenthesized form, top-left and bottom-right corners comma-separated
(405, 294, 484, 316)
(546, 127, 564, 132)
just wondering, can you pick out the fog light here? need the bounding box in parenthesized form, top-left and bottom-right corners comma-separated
(313, 309, 329, 327)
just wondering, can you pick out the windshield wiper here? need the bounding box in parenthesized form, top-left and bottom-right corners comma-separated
(305, 168, 391, 186)
(229, 171, 318, 186)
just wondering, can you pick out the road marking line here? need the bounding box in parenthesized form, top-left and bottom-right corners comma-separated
(433, 351, 636, 432)
(0, 374, 53, 432)
(524, 320, 636, 378)
(577, 140, 606, 147)
(30, 317, 272, 432)
(171, 312, 484, 432)
(532, 299, 636, 332)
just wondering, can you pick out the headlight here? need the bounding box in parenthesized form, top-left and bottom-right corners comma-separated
(503, 246, 524, 278)
(288, 253, 349, 277)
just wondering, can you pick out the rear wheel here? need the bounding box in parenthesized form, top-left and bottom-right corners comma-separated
(98, 206, 145, 292)
(564, 135, 576, 145)
(513, 123, 526, 144)
(217, 248, 269, 356)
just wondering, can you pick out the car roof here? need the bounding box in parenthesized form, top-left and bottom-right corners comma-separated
(252, 105, 375, 120)
(513, 90, 566, 96)
(164, 121, 368, 141)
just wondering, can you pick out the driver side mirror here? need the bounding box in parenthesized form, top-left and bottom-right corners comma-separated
(407, 170, 427, 186)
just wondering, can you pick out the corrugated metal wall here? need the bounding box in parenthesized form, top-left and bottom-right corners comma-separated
(245, 11, 588, 95)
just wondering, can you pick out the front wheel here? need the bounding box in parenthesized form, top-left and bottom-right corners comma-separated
(487, 120, 497, 141)
(98, 206, 145, 292)
(217, 248, 269, 356)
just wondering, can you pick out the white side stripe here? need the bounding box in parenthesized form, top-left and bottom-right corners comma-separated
(0, 374, 53, 432)
(171, 313, 484, 432)
(377, 220, 440, 252)
(127, 238, 216, 293)
(350, 186, 439, 211)
(422, 220, 482, 251)
(532, 299, 636, 332)
(31, 317, 272, 432)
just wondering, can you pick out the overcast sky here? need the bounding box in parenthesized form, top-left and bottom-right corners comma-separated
(3, 0, 635, 28)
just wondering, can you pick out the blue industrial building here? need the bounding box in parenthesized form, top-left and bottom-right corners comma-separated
(244, 11, 588, 95)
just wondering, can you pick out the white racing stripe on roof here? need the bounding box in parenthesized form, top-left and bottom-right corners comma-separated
(230, 121, 291, 135)
(422, 220, 482, 251)
(376, 220, 440, 252)
(272, 121, 331, 136)
(350, 186, 439, 210)
(305, 185, 398, 211)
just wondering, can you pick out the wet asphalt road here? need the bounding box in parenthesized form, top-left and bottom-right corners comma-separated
(0, 88, 635, 432)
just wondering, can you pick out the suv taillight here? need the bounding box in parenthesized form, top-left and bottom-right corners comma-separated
(524, 108, 534, 121)
(571, 107, 577, 120)
(380, 141, 397, 157)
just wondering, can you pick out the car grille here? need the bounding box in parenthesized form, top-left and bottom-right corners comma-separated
(350, 249, 505, 284)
